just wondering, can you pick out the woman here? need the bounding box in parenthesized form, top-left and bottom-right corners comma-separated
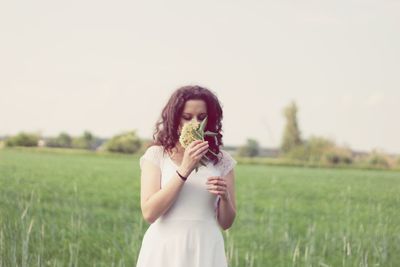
(136, 85, 237, 267)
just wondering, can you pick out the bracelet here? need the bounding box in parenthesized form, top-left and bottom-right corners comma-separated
(176, 170, 188, 181)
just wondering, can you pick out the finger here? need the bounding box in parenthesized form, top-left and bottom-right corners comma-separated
(217, 181, 227, 186)
(207, 184, 226, 191)
(206, 180, 227, 187)
(207, 176, 221, 181)
(207, 177, 225, 184)
(196, 150, 209, 160)
(201, 147, 209, 153)
(208, 184, 226, 191)
(193, 143, 209, 154)
(215, 181, 226, 187)
(207, 186, 223, 192)
(208, 190, 226, 196)
(189, 146, 208, 157)
(191, 140, 208, 150)
(188, 140, 204, 149)
(190, 147, 209, 159)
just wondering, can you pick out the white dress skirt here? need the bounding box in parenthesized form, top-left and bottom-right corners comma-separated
(136, 145, 237, 267)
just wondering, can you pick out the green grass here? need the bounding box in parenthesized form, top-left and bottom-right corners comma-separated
(1, 148, 400, 267)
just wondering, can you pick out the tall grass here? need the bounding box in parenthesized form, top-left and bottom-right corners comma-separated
(1, 148, 399, 266)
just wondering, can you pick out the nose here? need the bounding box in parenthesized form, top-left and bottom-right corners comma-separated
(190, 117, 201, 123)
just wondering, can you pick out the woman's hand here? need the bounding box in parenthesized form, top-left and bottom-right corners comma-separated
(206, 176, 229, 201)
(179, 140, 209, 176)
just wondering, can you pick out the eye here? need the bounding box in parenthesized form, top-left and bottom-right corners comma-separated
(182, 114, 206, 121)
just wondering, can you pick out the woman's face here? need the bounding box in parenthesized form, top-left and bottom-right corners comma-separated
(178, 99, 208, 133)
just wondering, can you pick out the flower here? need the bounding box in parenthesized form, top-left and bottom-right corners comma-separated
(179, 119, 201, 149)
(178, 116, 219, 172)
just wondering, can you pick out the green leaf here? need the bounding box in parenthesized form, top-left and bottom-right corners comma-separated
(204, 131, 218, 137)
(199, 159, 207, 167)
(203, 154, 211, 161)
(199, 116, 208, 134)
(193, 130, 204, 140)
(208, 150, 219, 157)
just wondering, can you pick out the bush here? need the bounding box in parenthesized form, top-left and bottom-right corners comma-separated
(321, 146, 353, 165)
(104, 131, 142, 154)
(285, 136, 336, 163)
(237, 138, 260, 157)
(284, 144, 308, 161)
(46, 132, 72, 148)
(5, 132, 39, 147)
(71, 131, 97, 150)
(365, 150, 390, 169)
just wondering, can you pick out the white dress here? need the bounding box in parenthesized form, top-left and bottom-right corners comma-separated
(136, 145, 237, 267)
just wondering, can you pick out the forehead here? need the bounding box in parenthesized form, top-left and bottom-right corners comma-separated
(182, 99, 207, 113)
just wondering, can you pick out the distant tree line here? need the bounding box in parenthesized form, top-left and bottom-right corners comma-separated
(235, 101, 399, 170)
(1, 103, 399, 170)
(2, 130, 143, 154)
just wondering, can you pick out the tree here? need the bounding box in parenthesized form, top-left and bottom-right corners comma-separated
(46, 132, 72, 148)
(72, 130, 96, 150)
(281, 101, 303, 154)
(5, 132, 39, 147)
(104, 131, 142, 154)
(237, 138, 260, 157)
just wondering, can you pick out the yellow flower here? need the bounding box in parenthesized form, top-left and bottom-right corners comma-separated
(178, 116, 219, 172)
(179, 119, 201, 148)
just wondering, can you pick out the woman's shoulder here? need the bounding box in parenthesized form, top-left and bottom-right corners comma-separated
(143, 144, 164, 153)
(215, 149, 237, 176)
(217, 149, 236, 161)
(142, 145, 167, 159)
(139, 145, 165, 169)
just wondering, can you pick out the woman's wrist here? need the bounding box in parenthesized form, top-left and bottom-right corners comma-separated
(177, 166, 191, 178)
(220, 191, 230, 202)
(176, 170, 188, 181)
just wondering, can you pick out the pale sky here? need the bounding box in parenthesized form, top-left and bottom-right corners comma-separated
(1, 0, 399, 154)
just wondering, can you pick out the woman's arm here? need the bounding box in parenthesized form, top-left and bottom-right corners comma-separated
(207, 169, 236, 230)
(140, 162, 189, 223)
(140, 140, 209, 223)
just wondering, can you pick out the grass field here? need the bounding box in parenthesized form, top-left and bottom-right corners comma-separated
(1, 147, 399, 267)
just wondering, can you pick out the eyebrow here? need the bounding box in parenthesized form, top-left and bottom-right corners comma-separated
(183, 113, 207, 116)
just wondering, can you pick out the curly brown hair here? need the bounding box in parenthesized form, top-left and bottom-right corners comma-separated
(151, 85, 224, 165)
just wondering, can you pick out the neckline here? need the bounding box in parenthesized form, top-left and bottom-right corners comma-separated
(165, 151, 209, 169)
(165, 151, 181, 168)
